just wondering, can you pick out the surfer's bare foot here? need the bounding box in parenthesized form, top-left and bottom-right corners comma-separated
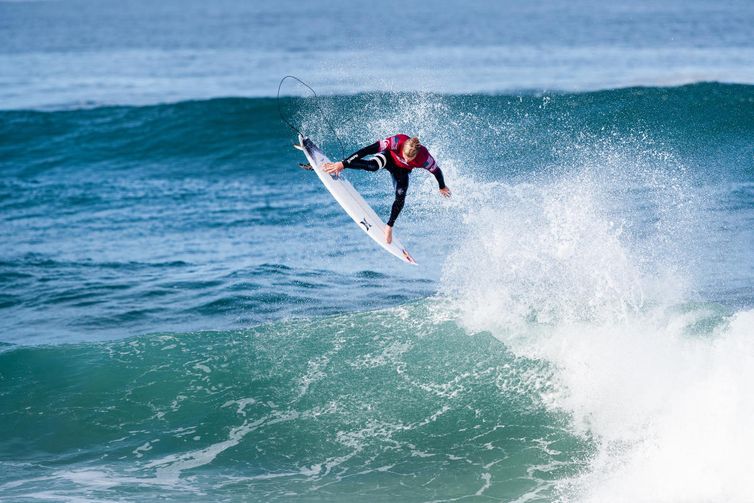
(323, 161, 344, 174)
(384, 225, 393, 244)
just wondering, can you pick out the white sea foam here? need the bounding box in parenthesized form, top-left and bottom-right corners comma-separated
(555, 310, 754, 503)
(440, 140, 754, 501)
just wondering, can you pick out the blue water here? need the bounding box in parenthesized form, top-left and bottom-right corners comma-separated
(1, 1, 754, 502)
(2, 0, 753, 107)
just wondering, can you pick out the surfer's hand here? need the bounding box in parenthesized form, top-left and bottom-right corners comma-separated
(439, 187, 451, 198)
(323, 161, 344, 174)
(384, 225, 393, 244)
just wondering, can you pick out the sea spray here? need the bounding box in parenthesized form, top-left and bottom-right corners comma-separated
(439, 134, 753, 501)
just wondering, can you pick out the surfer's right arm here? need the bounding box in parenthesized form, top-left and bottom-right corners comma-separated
(323, 142, 382, 174)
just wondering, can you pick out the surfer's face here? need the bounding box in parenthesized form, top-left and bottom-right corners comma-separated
(402, 144, 417, 161)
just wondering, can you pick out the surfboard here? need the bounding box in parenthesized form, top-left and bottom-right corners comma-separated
(295, 134, 417, 265)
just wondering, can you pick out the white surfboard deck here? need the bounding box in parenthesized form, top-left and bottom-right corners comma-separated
(296, 134, 417, 265)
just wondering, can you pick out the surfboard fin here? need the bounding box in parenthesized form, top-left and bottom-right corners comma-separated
(292, 142, 305, 151)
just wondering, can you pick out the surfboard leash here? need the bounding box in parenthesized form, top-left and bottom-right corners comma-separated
(276, 75, 346, 159)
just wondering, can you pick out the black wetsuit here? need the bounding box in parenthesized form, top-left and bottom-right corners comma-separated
(341, 142, 446, 226)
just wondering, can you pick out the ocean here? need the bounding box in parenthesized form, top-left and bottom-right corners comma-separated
(1, 0, 753, 501)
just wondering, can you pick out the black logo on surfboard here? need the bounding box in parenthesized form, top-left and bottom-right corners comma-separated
(359, 218, 372, 231)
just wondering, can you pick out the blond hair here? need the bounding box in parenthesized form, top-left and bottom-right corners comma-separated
(405, 137, 421, 158)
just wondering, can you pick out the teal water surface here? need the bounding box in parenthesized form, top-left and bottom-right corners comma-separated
(1, 83, 754, 502)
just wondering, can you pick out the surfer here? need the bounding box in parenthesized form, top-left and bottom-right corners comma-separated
(322, 135, 450, 244)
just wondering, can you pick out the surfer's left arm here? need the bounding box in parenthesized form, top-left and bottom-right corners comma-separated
(323, 142, 381, 174)
(424, 156, 451, 197)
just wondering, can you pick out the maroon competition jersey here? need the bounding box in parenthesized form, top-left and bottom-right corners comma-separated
(379, 134, 439, 172)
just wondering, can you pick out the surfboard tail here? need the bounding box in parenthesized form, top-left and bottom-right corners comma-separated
(292, 134, 306, 151)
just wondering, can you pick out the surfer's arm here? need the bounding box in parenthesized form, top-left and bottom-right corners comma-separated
(429, 166, 446, 189)
(422, 155, 451, 197)
(340, 142, 383, 172)
(324, 142, 383, 174)
(423, 156, 447, 189)
(343, 142, 380, 165)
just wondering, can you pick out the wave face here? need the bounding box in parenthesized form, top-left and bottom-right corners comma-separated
(1, 83, 754, 501)
(2, 309, 753, 501)
(0, 308, 583, 502)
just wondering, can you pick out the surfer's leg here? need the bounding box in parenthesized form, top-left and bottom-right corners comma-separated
(387, 170, 409, 227)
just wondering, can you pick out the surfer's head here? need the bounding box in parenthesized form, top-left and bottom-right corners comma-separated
(403, 137, 421, 161)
